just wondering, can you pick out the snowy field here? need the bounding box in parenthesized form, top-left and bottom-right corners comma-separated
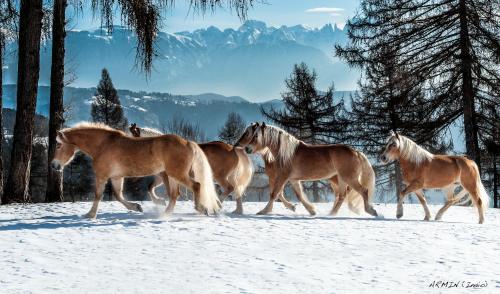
(0, 201, 498, 294)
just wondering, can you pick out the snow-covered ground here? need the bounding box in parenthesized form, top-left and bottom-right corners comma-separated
(0, 201, 498, 294)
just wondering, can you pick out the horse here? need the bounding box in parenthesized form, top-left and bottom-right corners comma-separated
(234, 122, 377, 216)
(257, 147, 363, 215)
(379, 131, 489, 224)
(128, 124, 256, 214)
(51, 122, 221, 218)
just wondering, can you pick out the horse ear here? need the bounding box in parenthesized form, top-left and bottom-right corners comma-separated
(389, 130, 395, 136)
(56, 131, 68, 143)
(395, 132, 400, 139)
(262, 122, 266, 128)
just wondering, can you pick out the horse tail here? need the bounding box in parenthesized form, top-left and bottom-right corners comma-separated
(357, 151, 376, 204)
(190, 142, 221, 214)
(231, 148, 254, 198)
(470, 160, 489, 210)
(345, 188, 363, 214)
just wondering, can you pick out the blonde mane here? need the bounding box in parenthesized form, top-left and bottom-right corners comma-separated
(138, 127, 164, 137)
(393, 134, 434, 165)
(260, 125, 300, 166)
(63, 122, 126, 135)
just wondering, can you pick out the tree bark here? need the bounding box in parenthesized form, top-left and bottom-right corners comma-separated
(0, 37, 4, 204)
(3, 0, 44, 203)
(494, 152, 498, 208)
(46, 0, 67, 202)
(459, 0, 481, 170)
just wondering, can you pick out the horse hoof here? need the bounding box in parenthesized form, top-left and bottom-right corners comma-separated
(204, 209, 209, 216)
(289, 204, 297, 212)
(83, 212, 96, 219)
(256, 210, 268, 215)
(232, 209, 243, 215)
(424, 216, 430, 221)
(136, 204, 143, 213)
(309, 210, 317, 216)
(396, 213, 403, 219)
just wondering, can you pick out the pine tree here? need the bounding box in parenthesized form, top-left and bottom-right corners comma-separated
(3, 0, 44, 203)
(91, 68, 128, 130)
(218, 112, 246, 144)
(262, 62, 349, 202)
(336, 0, 500, 172)
(46, 0, 67, 203)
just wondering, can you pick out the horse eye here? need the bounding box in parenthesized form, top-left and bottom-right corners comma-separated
(390, 143, 396, 148)
(56, 142, 62, 149)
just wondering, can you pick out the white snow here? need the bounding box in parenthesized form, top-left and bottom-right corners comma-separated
(0, 202, 498, 293)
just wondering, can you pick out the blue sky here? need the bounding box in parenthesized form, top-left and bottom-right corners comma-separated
(69, 0, 361, 32)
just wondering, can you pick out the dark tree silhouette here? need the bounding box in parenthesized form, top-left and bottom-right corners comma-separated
(4, 0, 44, 203)
(46, 0, 67, 203)
(336, 0, 500, 172)
(262, 62, 349, 202)
(0, 0, 17, 204)
(164, 116, 207, 142)
(91, 68, 128, 130)
(218, 112, 245, 144)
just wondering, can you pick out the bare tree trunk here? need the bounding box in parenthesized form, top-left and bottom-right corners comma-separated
(459, 0, 480, 171)
(3, 0, 43, 203)
(0, 38, 4, 204)
(494, 152, 498, 208)
(45, 0, 67, 202)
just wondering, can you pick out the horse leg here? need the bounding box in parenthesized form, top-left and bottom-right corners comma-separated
(257, 177, 287, 215)
(218, 179, 234, 203)
(85, 176, 107, 219)
(174, 175, 203, 213)
(343, 177, 378, 217)
(290, 180, 315, 215)
(111, 177, 143, 212)
(329, 178, 346, 216)
(435, 185, 464, 221)
(149, 174, 166, 206)
(278, 192, 296, 212)
(232, 190, 244, 215)
(396, 181, 422, 219)
(414, 189, 431, 220)
(161, 173, 180, 214)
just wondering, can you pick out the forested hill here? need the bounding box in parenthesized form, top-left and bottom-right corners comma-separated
(1, 85, 353, 139)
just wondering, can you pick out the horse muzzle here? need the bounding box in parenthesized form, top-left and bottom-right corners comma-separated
(50, 160, 63, 171)
(244, 146, 253, 154)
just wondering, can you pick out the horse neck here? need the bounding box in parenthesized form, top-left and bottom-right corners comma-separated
(67, 129, 110, 157)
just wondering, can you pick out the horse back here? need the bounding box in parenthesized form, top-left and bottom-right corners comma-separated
(199, 141, 240, 179)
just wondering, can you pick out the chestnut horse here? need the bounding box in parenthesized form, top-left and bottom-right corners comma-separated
(258, 147, 363, 215)
(51, 122, 221, 218)
(380, 131, 489, 223)
(235, 122, 377, 216)
(128, 124, 256, 214)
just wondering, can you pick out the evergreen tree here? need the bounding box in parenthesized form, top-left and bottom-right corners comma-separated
(262, 62, 349, 202)
(336, 0, 500, 171)
(4, 0, 44, 203)
(218, 112, 246, 144)
(91, 68, 128, 130)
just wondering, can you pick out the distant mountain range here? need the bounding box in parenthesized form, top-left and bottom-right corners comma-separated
(3, 20, 357, 101)
(1, 85, 353, 139)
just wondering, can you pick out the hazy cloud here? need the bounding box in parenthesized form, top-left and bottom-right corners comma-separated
(305, 7, 345, 14)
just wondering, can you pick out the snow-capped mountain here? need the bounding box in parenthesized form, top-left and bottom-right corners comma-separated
(4, 20, 356, 101)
